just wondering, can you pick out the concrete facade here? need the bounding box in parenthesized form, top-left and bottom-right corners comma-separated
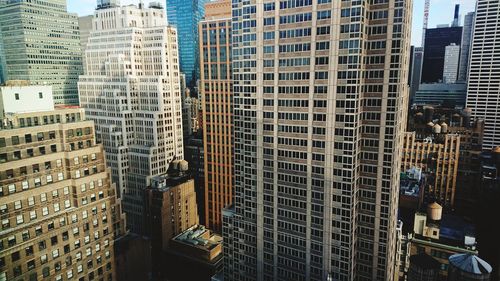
(0, 102, 126, 280)
(0, 0, 83, 105)
(223, 0, 413, 280)
(466, 0, 500, 150)
(78, 3, 184, 233)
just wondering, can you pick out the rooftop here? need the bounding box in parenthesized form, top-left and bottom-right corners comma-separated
(149, 162, 193, 190)
(400, 167, 425, 198)
(173, 225, 222, 252)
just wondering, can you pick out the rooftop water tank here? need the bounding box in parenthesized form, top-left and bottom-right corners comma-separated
(433, 124, 442, 134)
(424, 106, 434, 123)
(179, 160, 189, 172)
(408, 254, 440, 281)
(448, 254, 492, 281)
(441, 122, 448, 133)
(427, 202, 442, 221)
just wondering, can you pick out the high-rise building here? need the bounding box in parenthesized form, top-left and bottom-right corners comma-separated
(78, 15, 93, 56)
(458, 12, 475, 82)
(223, 0, 412, 280)
(0, 0, 83, 105)
(166, 0, 208, 88)
(422, 26, 462, 83)
(0, 84, 126, 281)
(443, 43, 460, 84)
(199, 0, 232, 233)
(78, 2, 184, 233)
(451, 4, 460, 27)
(466, 0, 500, 150)
(402, 132, 460, 209)
(410, 47, 424, 104)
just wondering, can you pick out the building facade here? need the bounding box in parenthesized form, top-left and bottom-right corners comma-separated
(143, 162, 199, 252)
(458, 12, 475, 83)
(409, 47, 424, 105)
(466, 0, 500, 150)
(402, 132, 460, 209)
(442, 44, 460, 84)
(413, 83, 467, 107)
(0, 88, 126, 281)
(166, 0, 209, 88)
(78, 15, 93, 57)
(78, 3, 184, 233)
(0, 0, 82, 105)
(422, 26, 462, 83)
(223, 0, 413, 280)
(199, 0, 233, 233)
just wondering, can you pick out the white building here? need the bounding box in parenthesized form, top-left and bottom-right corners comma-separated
(0, 83, 54, 119)
(466, 0, 500, 150)
(443, 43, 460, 84)
(78, 2, 183, 233)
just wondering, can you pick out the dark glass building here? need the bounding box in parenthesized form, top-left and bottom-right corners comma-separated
(166, 0, 208, 89)
(422, 27, 462, 83)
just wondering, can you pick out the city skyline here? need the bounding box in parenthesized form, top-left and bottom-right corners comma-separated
(2, 0, 500, 280)
(68, 0, 476, 47)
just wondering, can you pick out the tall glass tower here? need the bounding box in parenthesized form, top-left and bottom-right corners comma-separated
(223, 0, 413, 280)
(166, 0, 208, 89)
(0, 0, 83, 105)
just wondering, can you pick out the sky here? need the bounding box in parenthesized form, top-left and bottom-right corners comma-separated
(67, 0, 477, 47)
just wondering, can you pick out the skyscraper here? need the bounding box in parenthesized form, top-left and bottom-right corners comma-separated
(199, 0, 233, 232)
(410, 47, 424, 104)
(422, 27, 462, 83)
(466, 0, 500, 150)
(0, 84, 126, 281)
(458, 12, 475, 83)
(223, 0, 412, 280)
(166, 0, 208, 88)
(451, 4, 460, 27)
(0, 0, 83, 105)
(443, 43, 460, 84)
(78, 2, 183, 233)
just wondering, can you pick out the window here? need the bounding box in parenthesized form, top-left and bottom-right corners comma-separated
(16, 215, 24, 225)
(11, 251, 20, 261)
(39, 92, 43, 99)
(15, 93, 19, 100)
(8, 184, 16, 194)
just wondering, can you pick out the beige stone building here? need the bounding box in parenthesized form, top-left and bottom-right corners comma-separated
(0, 87, 125, 280)
(402, 131, 460, 209)
(199, 0, 233, 232)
